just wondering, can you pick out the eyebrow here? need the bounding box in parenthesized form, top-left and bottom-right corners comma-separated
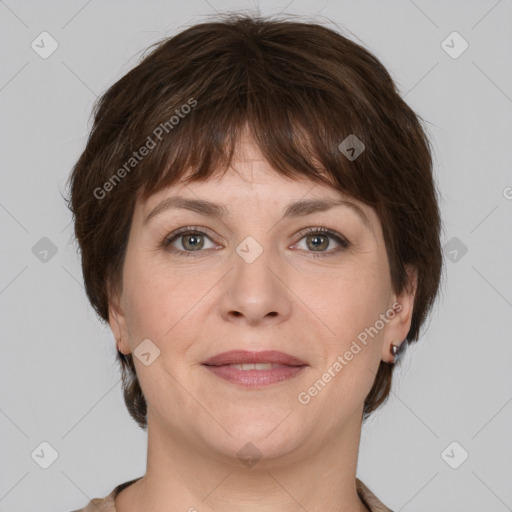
(144, 196, 373, 233)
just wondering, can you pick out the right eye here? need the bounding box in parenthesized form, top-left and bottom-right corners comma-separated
(162, 226, 219, 256)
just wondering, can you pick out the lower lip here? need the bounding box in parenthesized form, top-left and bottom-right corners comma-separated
(203, 364, 306, 387)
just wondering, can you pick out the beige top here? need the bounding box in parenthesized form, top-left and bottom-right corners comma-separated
(70, 477, 393, 512)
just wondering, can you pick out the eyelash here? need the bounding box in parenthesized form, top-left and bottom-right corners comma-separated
(161, 225, 351, 258)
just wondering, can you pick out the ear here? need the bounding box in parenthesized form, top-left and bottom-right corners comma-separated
(107, 281, 131, 355)
(381, 265, 418, 363)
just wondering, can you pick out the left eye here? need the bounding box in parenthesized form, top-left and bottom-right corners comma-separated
(292, 228, 350, 256)
(163, 230, 217, 254)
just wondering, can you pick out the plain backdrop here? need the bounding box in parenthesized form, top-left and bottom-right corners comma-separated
(0, 1, 511, 511)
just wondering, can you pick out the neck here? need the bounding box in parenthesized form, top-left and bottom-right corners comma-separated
(117, 410, 369, 512)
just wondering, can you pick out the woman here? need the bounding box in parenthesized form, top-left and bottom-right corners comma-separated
(66, 13, 442, 512)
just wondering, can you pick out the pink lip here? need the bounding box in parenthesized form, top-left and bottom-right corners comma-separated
(202, 350, 307, 366)
(202, 350, 308, 388)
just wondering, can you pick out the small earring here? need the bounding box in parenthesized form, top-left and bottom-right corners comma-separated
(390, 341, 406, 364)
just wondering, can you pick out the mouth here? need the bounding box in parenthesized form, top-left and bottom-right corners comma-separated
(201, 350, 308, 388)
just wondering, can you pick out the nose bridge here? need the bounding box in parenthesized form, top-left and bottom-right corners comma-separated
(233, 232, 278, 298)
(219, 232, 290, 324)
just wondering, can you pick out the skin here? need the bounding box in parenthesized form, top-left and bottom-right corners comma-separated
(109, 133, 417, 512)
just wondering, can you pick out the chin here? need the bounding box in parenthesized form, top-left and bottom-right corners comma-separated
(199, 415, 307, 468)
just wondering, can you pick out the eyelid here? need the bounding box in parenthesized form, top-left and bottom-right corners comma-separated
(294, 226, 350, 245)
(166, 225, 217, 240)
(162, 225, 220, 252)
(291, 226, 351, 257)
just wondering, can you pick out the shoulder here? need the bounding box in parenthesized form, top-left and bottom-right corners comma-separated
(68, 493, 116, 512)
(356, 478, 394, 512)
(67, 477, 142, 512)
(68, 491, 116, 512)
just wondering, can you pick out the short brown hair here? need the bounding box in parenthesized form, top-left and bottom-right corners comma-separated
(65, 13, 443, 430)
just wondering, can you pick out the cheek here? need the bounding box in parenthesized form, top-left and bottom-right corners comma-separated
(123, 252, 213, 351)
(121, 248, 175, 339)
(296, 260, 390, 349)
(307, 272, 388, 406)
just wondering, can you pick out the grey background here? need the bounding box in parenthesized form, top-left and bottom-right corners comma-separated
(1, 1, 511, 511)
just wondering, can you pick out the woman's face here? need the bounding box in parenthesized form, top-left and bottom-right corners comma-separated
(109, 135, 415, 464)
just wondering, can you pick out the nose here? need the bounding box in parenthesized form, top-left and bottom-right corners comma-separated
(218, 242, 292, 327)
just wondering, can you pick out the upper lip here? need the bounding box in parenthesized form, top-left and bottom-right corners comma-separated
(202, 350, 308, 367)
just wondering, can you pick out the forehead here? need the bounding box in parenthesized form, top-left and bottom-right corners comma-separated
(134, 134, 381, 241)
(140, 136, 335, 209)
(140, 159, 346, 220)
(137, 170, 380, 247)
